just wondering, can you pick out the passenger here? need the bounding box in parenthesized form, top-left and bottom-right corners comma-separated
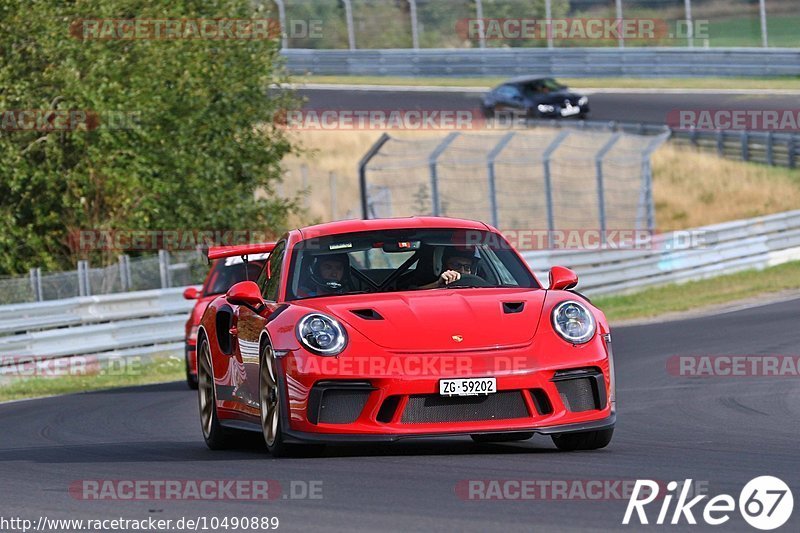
(419, 248, 477, 289)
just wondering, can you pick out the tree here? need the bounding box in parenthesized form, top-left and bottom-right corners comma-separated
(0, 0, 298, 274)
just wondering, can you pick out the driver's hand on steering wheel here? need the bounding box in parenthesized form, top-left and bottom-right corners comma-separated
(437, 270, 461, 286)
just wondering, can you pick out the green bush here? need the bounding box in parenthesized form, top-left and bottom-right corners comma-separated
(0, 0, 298, 274)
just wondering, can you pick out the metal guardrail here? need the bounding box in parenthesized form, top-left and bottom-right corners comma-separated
(282, 48, 800, 78)
(0, 288, 195, 363)
(524, 209, 800, 296)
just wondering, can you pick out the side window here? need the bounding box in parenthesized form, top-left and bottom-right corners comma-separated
(261, 241, 286, 301)
(497, 85, 521, 99)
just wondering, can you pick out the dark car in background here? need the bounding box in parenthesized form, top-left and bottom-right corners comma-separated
(182, 244, 273, 389)
(481, 76, 589, 120)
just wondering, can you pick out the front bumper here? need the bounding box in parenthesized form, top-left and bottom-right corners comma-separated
(281, 412, 615, 444)
(275, 341, 614, 442)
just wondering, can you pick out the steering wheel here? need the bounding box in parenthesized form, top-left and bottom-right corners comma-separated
(444, 274, 491, 288)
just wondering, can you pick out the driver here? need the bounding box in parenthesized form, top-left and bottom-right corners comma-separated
(298, 253, 352, 297)
(419, 248, 478, 289)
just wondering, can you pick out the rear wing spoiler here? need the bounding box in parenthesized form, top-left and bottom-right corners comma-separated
(207, 242, 276, 262)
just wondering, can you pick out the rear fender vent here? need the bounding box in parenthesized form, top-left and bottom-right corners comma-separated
(502, 301, 525, 314)
(350, 308, 384, 320)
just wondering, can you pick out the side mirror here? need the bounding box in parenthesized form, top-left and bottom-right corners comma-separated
(549, 266, 578, 290)
(226, 281, 264, 308)
(183, 286, 200, 300)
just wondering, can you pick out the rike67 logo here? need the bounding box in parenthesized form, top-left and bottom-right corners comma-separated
(623, 476, 793, 530)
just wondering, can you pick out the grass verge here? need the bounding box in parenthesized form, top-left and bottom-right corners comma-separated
(594, 261, 800, 322)
(301, 75, 800, 91)
(0, 356, 184, 403)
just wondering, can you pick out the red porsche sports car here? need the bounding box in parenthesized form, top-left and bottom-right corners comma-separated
(197, 217, 615, 456)
(182, 244, 274, 389)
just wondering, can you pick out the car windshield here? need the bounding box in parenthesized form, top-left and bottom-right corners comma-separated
(286, 228, 539, 300)
(203, 255, 267, 296)
(522, 78, 566, 96)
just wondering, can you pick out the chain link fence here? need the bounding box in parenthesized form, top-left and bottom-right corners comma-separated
(1, 251, 208, 306)
(359, 122, 670, 236)
(269, 0, 796, 50)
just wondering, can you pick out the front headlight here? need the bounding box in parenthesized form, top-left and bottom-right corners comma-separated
(537, 104, 555, 113)
(297, 313, 347, 356)
(578, 96, 588, 106)
(552, 300, 596, 344)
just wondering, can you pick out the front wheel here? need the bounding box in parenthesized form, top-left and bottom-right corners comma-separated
(259, 343, 325, 458)
(551, 428, 613, 451)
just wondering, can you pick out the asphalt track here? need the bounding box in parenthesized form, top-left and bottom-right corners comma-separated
(1, 297, 798, 532)
(297, 87, 797, 125)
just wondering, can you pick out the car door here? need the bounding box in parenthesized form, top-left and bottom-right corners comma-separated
(236, 241, 286, 413)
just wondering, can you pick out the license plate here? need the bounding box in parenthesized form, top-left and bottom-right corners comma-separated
(439, 377, 496, 397)
(561, 106, 580, 117)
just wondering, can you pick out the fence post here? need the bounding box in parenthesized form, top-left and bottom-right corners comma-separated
(595, 132, 622, 243)
(474, 0, 486, 49)
(428, 132, 460, 216)
(615, 0, 624, 49)
(119, 255, 131, 291)
(358, 132, 391, 219)
(77, 260, 91, 296)
(759, 0, 768, 48)
(684, 0, 694, 48)
(274, 0, 288, 49)
(716, 130, 724, 156)
(766, 132, 774, 166)
(158, 250, 171, 288)
(329, 171, 338, 220)
(639, 132, 671, 232)
(341, 0, 356, 50)
(486, 132, 516, 228)
(542, 130, 571, 248)
(408, 0, 419, 49)
(29, 267, 43, 302)
(741, 131, 749, 161)
(788, 135, 796, 168)
(544, 0, 553, 49)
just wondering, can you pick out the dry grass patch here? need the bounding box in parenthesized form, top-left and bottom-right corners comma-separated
(653, 144, 800, 230)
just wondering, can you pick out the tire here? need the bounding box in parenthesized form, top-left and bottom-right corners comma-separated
(471, 432, 534, 443)
(551, 428, 613, 451)
(197, 336, 234, 450)
(185, 348, 199, 390)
